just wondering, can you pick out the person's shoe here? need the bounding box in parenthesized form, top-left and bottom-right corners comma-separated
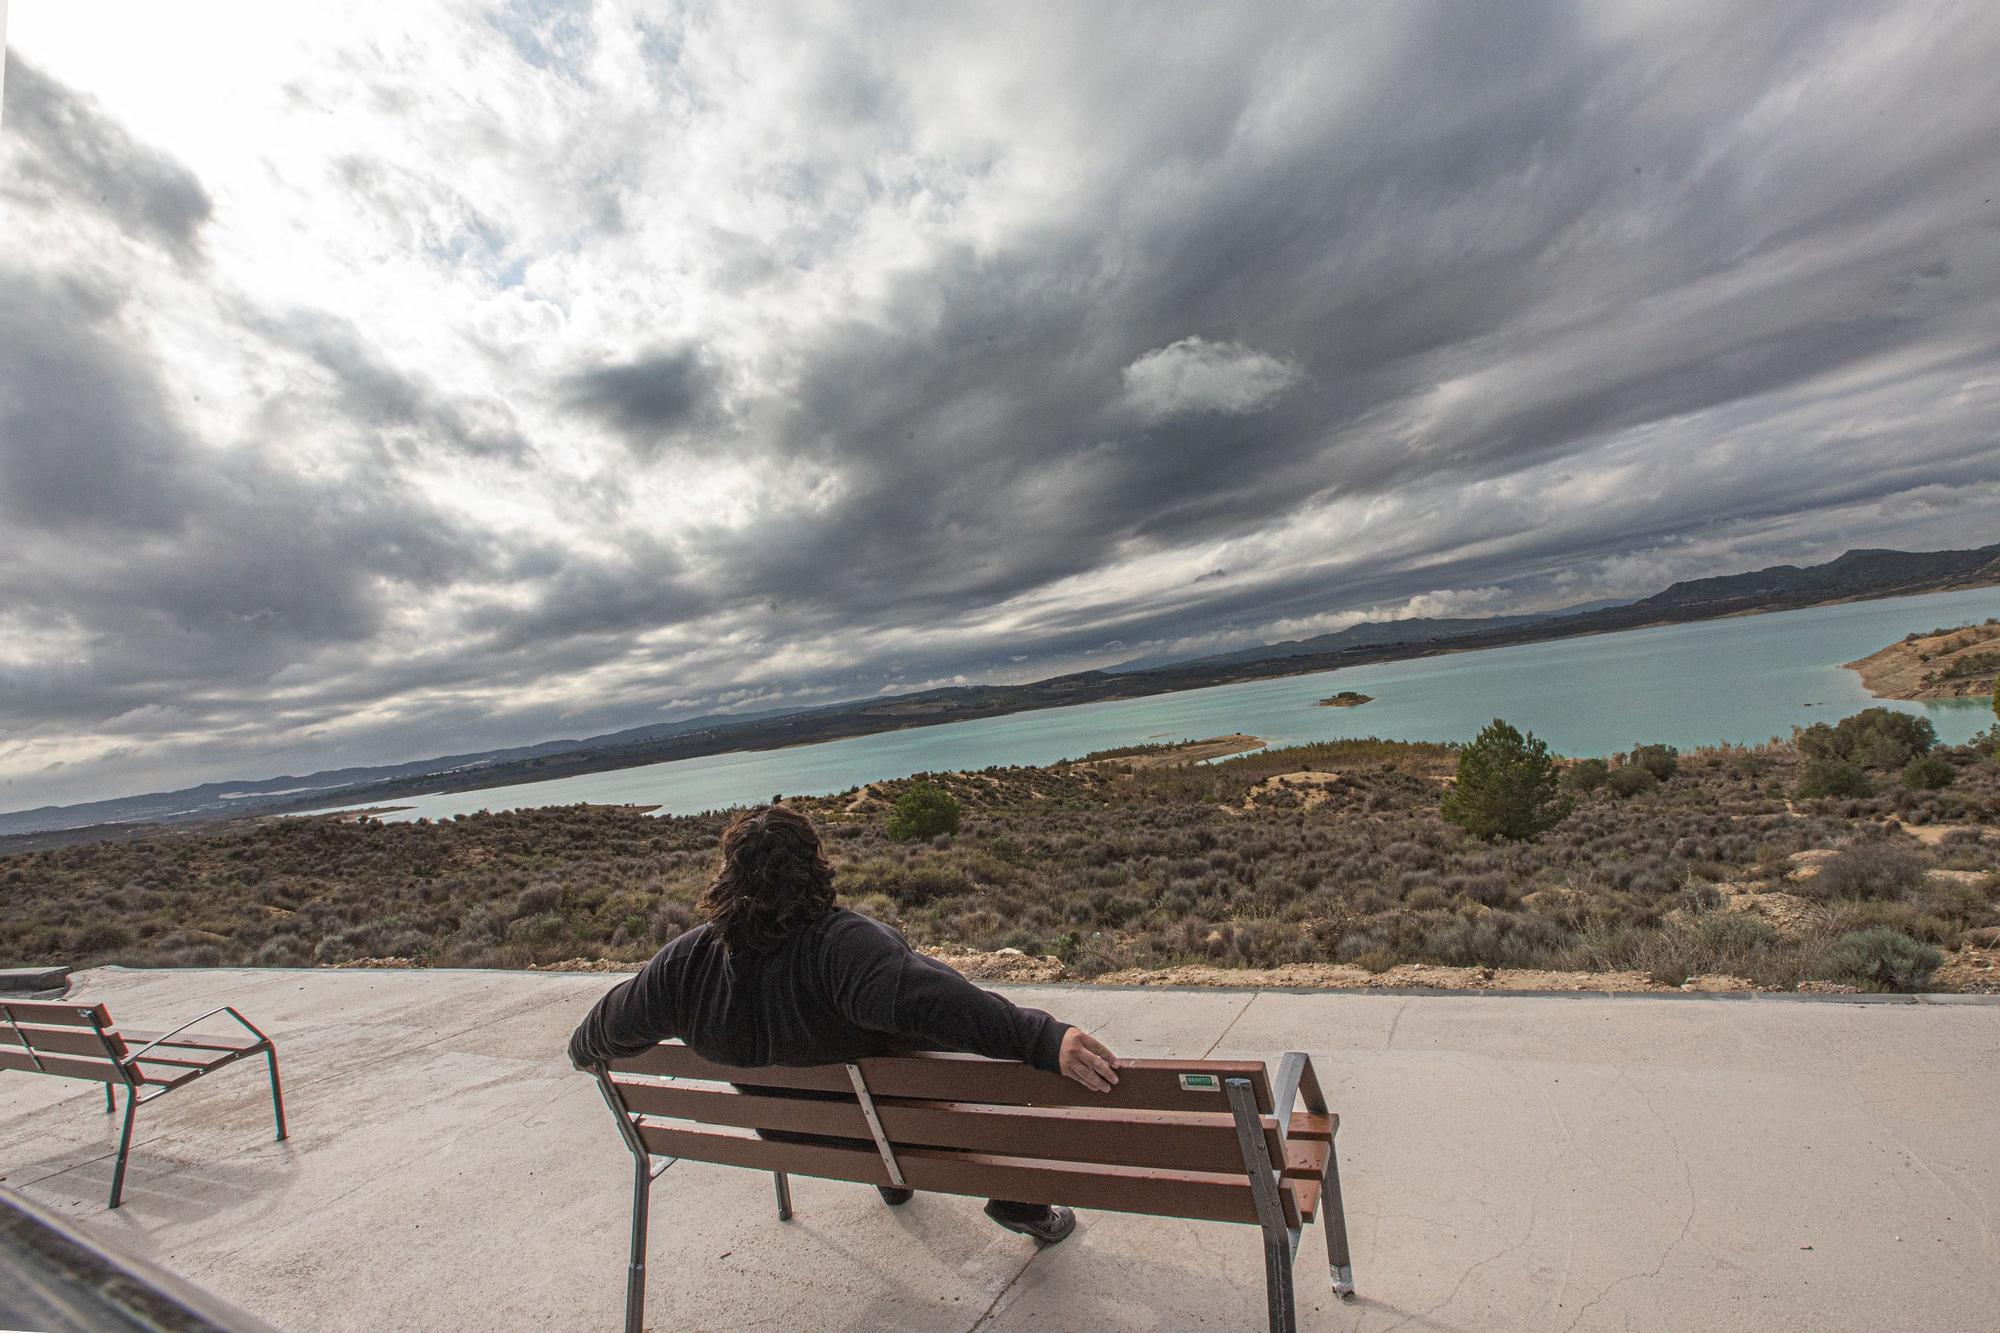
(983, 1201, 1076, 1245)
(877, 1186, 914, 1207)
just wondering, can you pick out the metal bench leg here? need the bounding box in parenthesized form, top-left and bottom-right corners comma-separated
(105, 1084, 116, 1115)
(773, 1171, 793, 1221)
(625, 1155, 651, 1333)
(108, 1091, 138, 1210)
(1260, 1223, 1299, 1332)
(1227, 1078, 1300, 1333)
(265, 1047, 288, 1141)
(1322, 1139, 1355, 1298)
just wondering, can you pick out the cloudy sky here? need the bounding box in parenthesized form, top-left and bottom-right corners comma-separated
(4, 1, 2000, 809)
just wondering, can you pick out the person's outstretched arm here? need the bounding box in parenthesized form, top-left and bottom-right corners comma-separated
(823, 915, 1119, 1089)
(568, 949, 680, 1069)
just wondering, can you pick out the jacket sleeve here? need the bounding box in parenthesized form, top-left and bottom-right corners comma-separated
(822, 916, 1070, 1072)
(567, 948, 681, 1069)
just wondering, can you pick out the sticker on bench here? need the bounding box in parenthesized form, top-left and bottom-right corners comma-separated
(1178, 1072, 1222, 1092)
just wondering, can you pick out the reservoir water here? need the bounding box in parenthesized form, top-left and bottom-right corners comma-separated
(326, 586, 2000, 823)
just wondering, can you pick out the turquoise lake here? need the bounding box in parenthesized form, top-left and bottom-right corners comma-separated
(329, 586, 2000, 823)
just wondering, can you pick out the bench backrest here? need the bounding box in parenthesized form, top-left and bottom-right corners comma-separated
(0, 1000, 130, 1082)
(604, 1044, 1320, 1227)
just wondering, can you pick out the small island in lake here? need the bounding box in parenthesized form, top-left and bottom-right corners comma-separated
(1845, 620, 2000, 700)
(1318, 691, 1373, 708)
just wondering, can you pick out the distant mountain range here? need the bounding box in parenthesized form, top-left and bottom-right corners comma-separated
(1104, 600, 1633, 674)
(7, 541, 1997, 841)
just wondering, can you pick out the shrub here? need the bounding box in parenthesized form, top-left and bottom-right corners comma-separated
(1902, 752, 1956, 791)
(887, 784, 962, 841)
(1797, 708, 1936, 769)
(1797, 758, 1872, 799)
(1441, 720, 1571, 841)
(1606, 765, 1658, 799)
(1811, 928, 1942, 991)
(1625, 744, 1679, 782)
(1807, 840, 1927, 901)
(1563, 758, 1609, 792)
(513, 882, 564, 919)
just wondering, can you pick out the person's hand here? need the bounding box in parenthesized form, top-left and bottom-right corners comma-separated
(1059, 1028, 1120, 1092)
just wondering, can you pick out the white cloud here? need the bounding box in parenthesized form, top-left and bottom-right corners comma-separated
(1119, 336, 1301, 422)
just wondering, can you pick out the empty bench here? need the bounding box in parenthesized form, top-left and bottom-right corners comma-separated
(0, 999, 286, 1208)
(593, 1043, 1353, 1333)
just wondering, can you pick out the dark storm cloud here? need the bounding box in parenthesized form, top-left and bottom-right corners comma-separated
(685, 0, 2000, 643)
(465, 540, 715, 652)
(562, 347, 722, 456)
(0, 55, 212, 263)
(259, 310, 535, 463)
(0, 270, 494, 730)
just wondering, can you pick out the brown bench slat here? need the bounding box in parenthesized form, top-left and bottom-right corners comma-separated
(1284, 1134, 1330, 1181)
(612, 1044, 1276, 1113)
(0, 1047, 123, 1083)
(0, 1025, 129, 1061)
(0, 1001, 114, 1029)
(614, 1045, 851, 1089)
(636, 1123, 1299, 1228)
(1289, 1110, 1333, 1143)
(1288, 1174, 1321, 1223)
(876, 1100, 1287, 1175)
(616, 1081, 869, 1137)
(612, 1079, 1290, 1174)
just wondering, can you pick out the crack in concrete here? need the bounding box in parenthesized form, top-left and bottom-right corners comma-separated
(1520, 1066, 1579, 1325)
(1555, 1068, 1699, 1333)
(1199, 992, 1260, 1059)
(1838, 1070, 2000, 1265)
(1382, 997, 1411, 1051)
(965, 1247, 1041, 1332)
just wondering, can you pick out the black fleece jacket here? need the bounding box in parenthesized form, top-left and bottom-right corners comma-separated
(567, 908, 1070, 1073)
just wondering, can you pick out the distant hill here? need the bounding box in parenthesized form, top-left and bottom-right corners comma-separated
(1634, 545, 2000, 611)
(6, 541, 1996, 840)
(0, 703, 813, 837)
(1105, 599, 1632, 674)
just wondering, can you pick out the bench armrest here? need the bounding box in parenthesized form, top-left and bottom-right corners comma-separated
(126, 1006, 271, 1064)
(1270, 1051, 1328, 1145)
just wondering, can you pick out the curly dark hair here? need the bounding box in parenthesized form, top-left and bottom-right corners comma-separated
(696, 805, 837, 953)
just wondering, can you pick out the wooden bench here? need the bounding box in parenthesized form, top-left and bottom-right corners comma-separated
(0, 999, 287, 1209)
(594, 1043, 1353, 1332)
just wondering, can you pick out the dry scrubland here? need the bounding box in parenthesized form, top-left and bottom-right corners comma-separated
(5, 735, 2000, 994)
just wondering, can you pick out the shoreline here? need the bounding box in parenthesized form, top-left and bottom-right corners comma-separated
(1844, 619, 2000, 702)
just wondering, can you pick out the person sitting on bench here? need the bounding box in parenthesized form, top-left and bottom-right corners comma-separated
(568, 803, 1122, 1243)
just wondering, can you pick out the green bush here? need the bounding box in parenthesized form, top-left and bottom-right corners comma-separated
(1606, 764, 1658, 798)
(1563, 757, 1609, 792)
(1441, 720, 1571, 841)
(1797, 708, 1936, 770)
(1797, 757, 1872, 799)
(1625, 744, 1679, 781)
(1811, 928, 1943, 992)
(1902, 752, 1956, 791)
(886, 783, 962, 841)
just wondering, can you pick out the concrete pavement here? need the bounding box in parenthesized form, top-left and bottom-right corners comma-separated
(2, 967, 1997, 1331)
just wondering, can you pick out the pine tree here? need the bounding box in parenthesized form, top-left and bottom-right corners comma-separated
(1442, 719, 1572, 841)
